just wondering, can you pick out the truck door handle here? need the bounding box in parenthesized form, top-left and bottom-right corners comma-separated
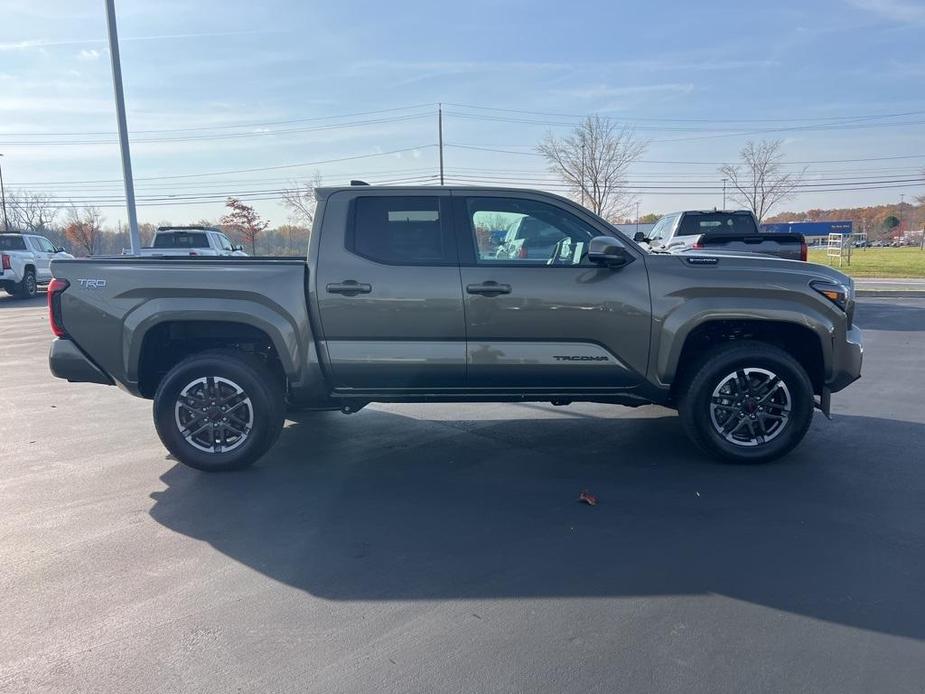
(326, 280, 372, 296)
(466, 281, 511, 296)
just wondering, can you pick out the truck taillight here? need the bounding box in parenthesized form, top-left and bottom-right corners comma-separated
(800, 240, 808, 261)
(1, 254, 10, 270)
(691, 241, 703, 250)
(48, 278, 69, 337)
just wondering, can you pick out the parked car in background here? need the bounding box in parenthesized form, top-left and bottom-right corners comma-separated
(49, 185, 862, 472)
(134, 226, 247, 256)
(639, 210, 807, 261)
(0, 233, 73, 298)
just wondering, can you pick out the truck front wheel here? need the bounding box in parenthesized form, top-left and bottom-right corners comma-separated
(678, 341, 815, 463)
(153, 349, 285, 472)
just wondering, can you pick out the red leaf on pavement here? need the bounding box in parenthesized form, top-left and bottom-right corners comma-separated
(578, 489, 598, 506)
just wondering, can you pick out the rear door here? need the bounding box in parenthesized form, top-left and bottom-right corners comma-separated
(315, 190, 466, 390)
(454, 192, 651, 390)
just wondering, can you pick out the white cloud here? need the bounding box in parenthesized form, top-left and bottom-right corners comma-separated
(77, 48, 101, 61)
(560, 83, 696, 100)
(848, 0, 925, 23)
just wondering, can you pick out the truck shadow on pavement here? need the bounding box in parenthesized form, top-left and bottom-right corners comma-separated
(149, 406, 925, 640)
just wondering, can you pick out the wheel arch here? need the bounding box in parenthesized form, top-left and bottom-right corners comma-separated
(127, 300, 301, 397)
(664, 315, 830, 397)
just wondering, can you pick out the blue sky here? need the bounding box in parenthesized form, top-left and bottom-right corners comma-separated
(1, 0, 924, 226)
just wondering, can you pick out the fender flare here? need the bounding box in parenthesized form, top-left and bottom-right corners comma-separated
(654, 297, 836, 387)
(122, 297, 304, 386)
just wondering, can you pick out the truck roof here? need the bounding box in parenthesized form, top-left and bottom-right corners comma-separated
(313, 185, 582, 208)
(155, 226, 223, 233)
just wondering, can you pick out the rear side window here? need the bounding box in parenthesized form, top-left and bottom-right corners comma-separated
(677, 213, 758, 236)
(153, 232, 209, 248)
(350, 196, 451, 265)
(0, 236, 27, 251)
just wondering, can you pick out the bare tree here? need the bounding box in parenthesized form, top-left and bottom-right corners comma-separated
(63, 206, 104, 256)
(537, 115, 646, 221)
(719, 140, 805, 222)
(7, 190, 59, 232)
(281, 171, 322, 228)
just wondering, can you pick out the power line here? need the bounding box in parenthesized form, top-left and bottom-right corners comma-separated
(12, 145, 436, 186)
(444, 143, 925, 165)
(0, 113, 434, 146)
(0, 103, 437, 137)
(444, 102, 925, 124)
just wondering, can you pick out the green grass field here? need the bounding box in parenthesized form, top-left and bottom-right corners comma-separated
(807, 247, 925, 278)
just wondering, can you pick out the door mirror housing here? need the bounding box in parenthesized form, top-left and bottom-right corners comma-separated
(633, 231, 648, 243)
(588, 236, 633, 268)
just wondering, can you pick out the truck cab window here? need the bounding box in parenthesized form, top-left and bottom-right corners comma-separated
(466, 197, 596, 265)
(352, 196, 449, 264)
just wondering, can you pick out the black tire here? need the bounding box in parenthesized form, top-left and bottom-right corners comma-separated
(678, 341, 815, 463)
(14, 269, 38, 299)
(153, 349, 285, 472)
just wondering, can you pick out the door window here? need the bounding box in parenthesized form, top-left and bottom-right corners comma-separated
(466, 197, 597, 266)
(350, 196, 452, 265)
(37, 237, 57, 253)
(216, 233, 234, 251)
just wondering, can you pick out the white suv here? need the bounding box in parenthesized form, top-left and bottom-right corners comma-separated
(0, 233, 74, 299)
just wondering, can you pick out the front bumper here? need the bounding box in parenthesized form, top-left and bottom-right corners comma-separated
(49, 338, 114, 386)
(828, 325, 863, 393)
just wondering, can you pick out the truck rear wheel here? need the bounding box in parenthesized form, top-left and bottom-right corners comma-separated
(153, 349, 285, 472)
(14, 269, 38, 299)
(678, 341, 815, 463)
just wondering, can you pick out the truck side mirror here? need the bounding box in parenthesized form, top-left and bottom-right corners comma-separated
(588, 236, 633, 268)
(633, 231, 647, 243)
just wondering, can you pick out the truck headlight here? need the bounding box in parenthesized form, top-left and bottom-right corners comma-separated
(811, 280, 850, 311)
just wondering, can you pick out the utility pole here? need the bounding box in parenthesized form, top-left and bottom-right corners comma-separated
(437, 103, 444, 185)
(635, 201, 640, 235)
(721, 177, 727, 210)
(105, 0, 141, 255)
(899, 193, 905, 241)
(0, 154, 9, 232)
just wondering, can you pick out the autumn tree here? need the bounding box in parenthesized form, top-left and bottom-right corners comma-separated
(63, 206, 104, 256)
(220, 197, 268, 254)
(281, 171, 322, 229)
(719, 140, 805, 222)
(537, 115, 646, 221)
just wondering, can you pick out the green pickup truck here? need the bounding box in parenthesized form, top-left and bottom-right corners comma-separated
(48, 186, 863, 471)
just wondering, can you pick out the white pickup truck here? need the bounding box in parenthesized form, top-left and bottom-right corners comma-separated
(135, 227, 247, 257)
(0, 233, 74, 299)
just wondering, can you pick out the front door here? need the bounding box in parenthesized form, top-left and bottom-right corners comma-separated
(28, 236, 53, 282)
(454, 193, 651, 391)
(315, 190, 466, 391)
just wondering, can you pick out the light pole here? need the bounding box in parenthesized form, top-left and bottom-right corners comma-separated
(104, 0, 141, 255)
(0, 153, 9, 232)
(635, 201, 640, 235)
(721, 177, 727, 210)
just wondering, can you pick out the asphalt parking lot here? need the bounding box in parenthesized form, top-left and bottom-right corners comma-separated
(1, 294, 923, 693)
